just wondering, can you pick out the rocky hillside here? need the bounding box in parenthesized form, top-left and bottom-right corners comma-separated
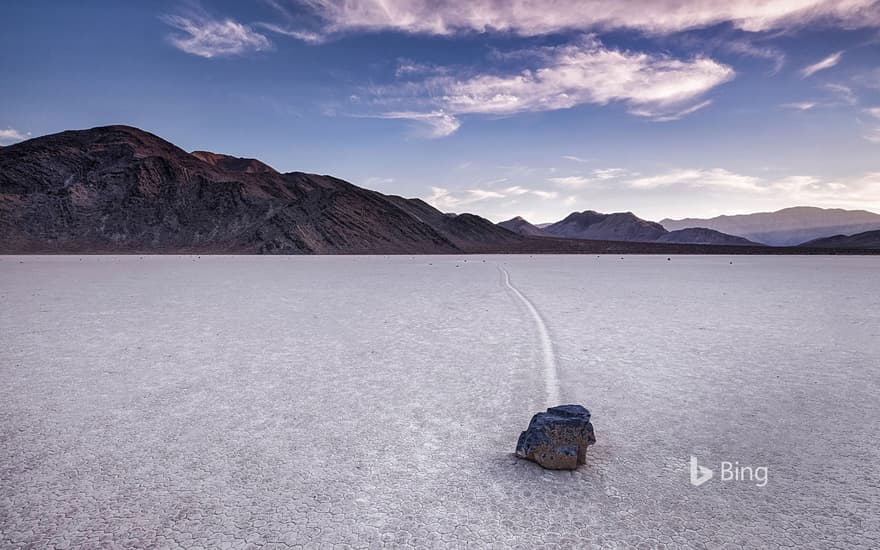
(0, 126, 520, 254)
(497, 216, 548, 236)
(655, 227, 761, 246)
(544, 211, 668, 242)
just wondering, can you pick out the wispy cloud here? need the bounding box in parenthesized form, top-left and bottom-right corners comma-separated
(548, 176, 593, 188)
(562, 155, 591, 163)
(593, 168, 627, 180)
(782, 101, 817, 110)
(363, 36, 733, 136)
(0, 127, 30, 145)
(632, 99, 713, 122)
(623, 168, 880, 207)
(271, 1, 880, 39)
(824, 82, 858, 105)
(721, 38, 786, 74)
(548, 168, 627, 188)
(368, 111, 461, 138)
(426, 184, 559, 210)
(253, 22, 322, 43)
(801, 51, 843, 78)
(627, 168, 764, 192)
(162, 12, 272, 58)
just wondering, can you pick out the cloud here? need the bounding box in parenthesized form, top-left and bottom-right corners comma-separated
(631, 99, 713, 122)
(549, 176, 594, 188)
(426, 184, 560, 210)
(801, 51, 843, 78)
(721, 38, 786, 74)
(277, 1, 880, 39)
(622, 168, 880, 207)
(370, 111, 461, 138)
(362, 36, 733, 135)
(770, 173, 880, 205)
(562, 155, 591, 163)
(593, 168, 627, 180)
(551, 168, 627, 186)
(253, 22, 323, 43)
(425, 186, 506, 210)
(627, 168, 764, 192)
(0, 127, 30, 145)
(866, 107, 880, 119)
(438, 39, 732, 119)
(163, 13, 272, 58)
(824, 83, 858, 105)
(782, 101, 817, 110)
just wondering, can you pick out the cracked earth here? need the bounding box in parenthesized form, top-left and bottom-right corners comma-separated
(1, 255, 878, 549)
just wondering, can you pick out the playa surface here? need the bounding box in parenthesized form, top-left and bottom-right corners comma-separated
(2, 255, 878, 549)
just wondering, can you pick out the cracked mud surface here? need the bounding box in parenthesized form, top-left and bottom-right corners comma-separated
(2, 255, 878, 548)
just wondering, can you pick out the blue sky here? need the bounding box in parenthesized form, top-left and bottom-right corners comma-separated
(2, 1, 880, 222)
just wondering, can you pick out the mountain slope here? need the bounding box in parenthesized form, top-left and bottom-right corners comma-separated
(800, 230, 880, 249)
(497, 216, 548, 236)
(0, 125, 521, 254)
(661, 207, 880, 246)
(544, 210, 668, 242)
(190, 151, 277, 174)
(655, 227, 761, 246)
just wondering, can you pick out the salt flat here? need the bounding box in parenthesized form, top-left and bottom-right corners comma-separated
(1, 255, 878, 549)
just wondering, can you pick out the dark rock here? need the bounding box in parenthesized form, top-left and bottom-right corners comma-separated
(515, 405, 595, 470)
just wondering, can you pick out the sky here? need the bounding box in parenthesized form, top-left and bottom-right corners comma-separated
(2, 1, 880, 223)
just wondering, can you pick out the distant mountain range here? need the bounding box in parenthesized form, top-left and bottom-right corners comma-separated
(802, 230, 880, 249)
(499, 212, 762, 246)
(1, 125, 878, 254)
(661, 207, 880, 246)
(501, 207, 880, 247)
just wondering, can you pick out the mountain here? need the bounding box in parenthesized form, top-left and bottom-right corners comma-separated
(497, 216, 548, 236)
(544, 210, 668, 242)
(800, 230, 880, 249)
(661, 207, 880, 246)
(0, 125, 521, 254)
(655, 227, 761, 246)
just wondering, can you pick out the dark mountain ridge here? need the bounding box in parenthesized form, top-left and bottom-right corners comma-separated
(0, 125, 520, 254)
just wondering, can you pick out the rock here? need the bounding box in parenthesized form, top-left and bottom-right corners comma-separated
(515, 405, 596, 470)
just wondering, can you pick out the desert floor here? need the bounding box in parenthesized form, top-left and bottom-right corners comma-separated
(2, 255, 878, 549)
